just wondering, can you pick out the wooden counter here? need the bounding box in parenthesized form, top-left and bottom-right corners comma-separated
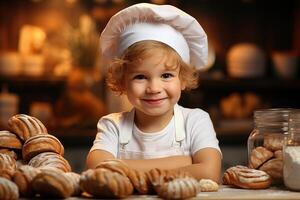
(21, 185, 300, 200)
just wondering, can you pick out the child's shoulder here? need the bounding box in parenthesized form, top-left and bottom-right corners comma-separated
(178, 105, 210, 118)
(99, 110, 133, 124)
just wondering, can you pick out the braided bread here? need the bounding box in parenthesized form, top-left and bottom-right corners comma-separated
(156, 177, 199, 199)
(12, 165, 41, 197)
(28, 152, 71, 172)
(80, 168, 133, 198)
(223, 165, 271, 189)
(0, 177, 19, 200)
(248, 146, 274, 169)
(8, 114, 48, 141)
(32, 168, 74, 198)
(95, 159, 129, 176)
(127, 168, 151, 194)
(22, 134, 64, 162)
(0, 130, 22, 149)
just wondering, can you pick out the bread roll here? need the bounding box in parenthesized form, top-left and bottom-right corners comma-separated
(8, 114, 48, 141)
(95, 159, 129, 177)
(64, 172, 82, 196)
(0, 153, 16, 180)
(22, 134, 64, 162)
(248, 146, 273, 169)
(0, 130, 22, 149)
(199, 179, 219, 192)
(127, 168, 151, 194)
(0, 177, 19, 200)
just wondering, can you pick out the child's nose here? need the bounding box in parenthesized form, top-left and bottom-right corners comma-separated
(146, 79, 161, 93)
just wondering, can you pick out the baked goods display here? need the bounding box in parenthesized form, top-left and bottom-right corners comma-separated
(199, 179, 219, 192)
(22, 134, 64, 162)
(0, 177, 19, 200)
(223, 165, 271, 189)
(8, 114, 48, 141)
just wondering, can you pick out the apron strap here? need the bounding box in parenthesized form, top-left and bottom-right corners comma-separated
(174, 104, 186, 142)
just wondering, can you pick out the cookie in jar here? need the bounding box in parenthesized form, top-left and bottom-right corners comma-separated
(247, 108, 291, 184)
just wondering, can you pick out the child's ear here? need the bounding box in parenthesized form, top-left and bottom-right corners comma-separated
(181, 82, 186, 90)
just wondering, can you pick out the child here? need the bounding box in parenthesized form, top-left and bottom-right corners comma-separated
(86, 3, 222, 182)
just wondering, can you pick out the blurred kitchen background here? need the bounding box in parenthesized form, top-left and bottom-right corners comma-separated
(1, 0, 300, 173)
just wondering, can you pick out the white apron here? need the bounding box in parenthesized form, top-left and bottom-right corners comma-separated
(118, 104, 186, 159)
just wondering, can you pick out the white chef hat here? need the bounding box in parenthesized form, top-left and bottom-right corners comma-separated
(100, 3, 208, 69)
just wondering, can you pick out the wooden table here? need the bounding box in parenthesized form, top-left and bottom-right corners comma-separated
(21, 185, 300, 200)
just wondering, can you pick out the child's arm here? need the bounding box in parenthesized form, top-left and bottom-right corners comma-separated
(86, 149, 115, 169)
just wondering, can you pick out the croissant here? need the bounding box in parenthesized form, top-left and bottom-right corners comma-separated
(32, 168, 74, 198)
(248, 146, 273, 169)
(95, 159, 129, 177)
(0, 177, 19, 200)
(22, 134, 64, 162)
(8, 114, 48, 141)
(80, 168, 133, 198)
(223, 165, 271, 189)
(28, 152, 71, 172)
(12, 165, 41, 197)
(157, 177, 199, 199)
(0, 130, 22, 150)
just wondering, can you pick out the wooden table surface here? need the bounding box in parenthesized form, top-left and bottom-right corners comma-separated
(20, 185, 300, 200)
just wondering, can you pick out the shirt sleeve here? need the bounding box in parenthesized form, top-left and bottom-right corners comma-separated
(89, 113, 121, 157)
(186, 109, 222, 156)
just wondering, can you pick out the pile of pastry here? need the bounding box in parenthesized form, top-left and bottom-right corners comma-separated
(0, 114, 219, 199)
(223, 135, 283, 189)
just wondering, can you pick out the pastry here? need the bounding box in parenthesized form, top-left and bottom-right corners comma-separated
(259, 158, 283, 181)
(127, 168, 151, 194)
(0, 130, 22, 149)
(274, 150, 283, 159)
(64, 172, 82, 196)
(22, 134, 64, 162)
(0, 177, 19, 200)
(147, 168, 168, 189)
(32, 168, 73, 198)
(0, 149, 18, 160)
(223, 165, 271, 189)
(248, 146, 273, 169)
(263, 135, 284, 151)
(8, 114, 48, 141)
(95, 159, 129, 177)
(28, 152, 71, 172)
(199, 179, 219, 192)
(80, 168, 133, 198)
(12, 165, 41, 197)
(0, 153, 16, 180)
(157, 177, 199, 200)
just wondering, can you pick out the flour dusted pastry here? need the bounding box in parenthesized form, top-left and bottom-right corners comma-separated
(0, 153, 16, 180)
(12, 165, 41, 197)
(157, 177, 199, 199)
(274, 150, 283, 159)
(0, 149, 18, 160)
(28, 152, 71, 172)
(223, 165, 271, 189)
(32, 168, 73, 198)
(127, 168, 151, 194)
(199, 179, 219, 192)
(0, 177, 19, 200)
(64, 172, 82, 196)
(259, 158, 283, 181)
(263, 135, 284, 151)
(95, 159, 129, 176)
(80, 168, 133, 198)
(22, 134, 64, 162)
(8, 114, 48, 141)
(0, 130, 22, 149)
(249, 146, 274, 169)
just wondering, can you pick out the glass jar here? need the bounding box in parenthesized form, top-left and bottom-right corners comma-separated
(247, 108, 291, 184)
(283, 110, 300, 191)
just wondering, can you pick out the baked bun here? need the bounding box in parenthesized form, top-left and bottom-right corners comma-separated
(8, 114, 48, 141)
(0, 149, 18, 160)
(263, 135, 284, 151)
(223, 165, 271, 189)
(32, 168, 73, 198)
(157, 177, 199, 200)
(127, 168, 151, 194)
(0, 177, 19, 200)
(199, 179, 219, 192)
(28, 152, 71, 172)
(95, 159, 129, 176)
(0, 130, 22, 149)
(0, 153, 16, 180)
(64, 172, 82, 196)
(12, 165, 41, 197)
(274, 150, 283, 159)
(80, 168, 133, 198)
(22, 134, 64, 162)
(259, 158, 283, 182)
(248, 146, 273, 169)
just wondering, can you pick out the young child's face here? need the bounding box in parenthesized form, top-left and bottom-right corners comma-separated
(124, 49, 185, 118)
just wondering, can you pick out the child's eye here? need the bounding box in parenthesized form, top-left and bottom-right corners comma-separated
(161, 73, 174, 79)
(133, 74, 146, 80)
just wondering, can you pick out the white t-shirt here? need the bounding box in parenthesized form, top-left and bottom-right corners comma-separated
(90, 105, 221, 159)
